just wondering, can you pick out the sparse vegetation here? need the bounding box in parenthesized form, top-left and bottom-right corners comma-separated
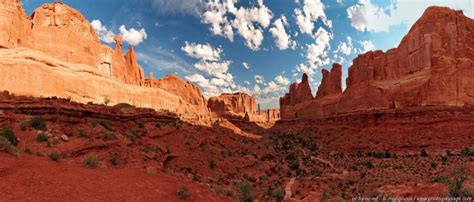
(448, 166, 467, 197)
(48, 151, 61, 162)
(461, 147, 473, 157)
(36, 132, 48, 142)
(109, 155, 118, 167)
(97, 120, 113, 131)
(19, 121, 28, 131)
(138, 122, 145, 129)
(29, 116, 47, 130)
(78, 129, 86, 137)
(115, 103, 134, 109)
(1, 127, 18, 146)
(155, 122, 162, 128)
(129, 129, 138, 143)
(209, 160, 217, 170)
(0, 136, 16, 154)
(83, 155, 100, 168)
(177, 186, 190, 200)
(237, 180, 254, 202)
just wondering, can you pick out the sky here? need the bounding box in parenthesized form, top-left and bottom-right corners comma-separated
(22, 0, 474, 109)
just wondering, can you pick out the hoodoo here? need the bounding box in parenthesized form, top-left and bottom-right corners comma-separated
(280, 6, 474, 120)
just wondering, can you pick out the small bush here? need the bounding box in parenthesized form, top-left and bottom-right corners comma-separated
(115, 103, 134, 109)
(110, 156, 118, 166)
(448, 166, 467, 197)
(272, 190, 284, 202)
(461, 147, 473, 157)
(237, 180, 254, 202)
(98, 120, 113, 132)
(129, 129, 138, 143)
(365, 160, 374, 169)
(177, 186, 190, 200)
(0, 136, 16, 154)
(138, 122, 145, 129)
(420, 149, 429, 157)
(29, 116, 47, 131)
(431, 161, 437, 168)
(209, 160, 217, 170)
(19, 122, 28, 131)
(83, 155, 100, 168)
(36, 132, 48, 143)
(0, 127, 18, 146)
(48, 151, 61, 162)
(155, 122, 162, 128)
(78, 129, 86, 137)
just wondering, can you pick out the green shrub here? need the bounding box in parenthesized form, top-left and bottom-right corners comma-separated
(237, 180, 254, 202)
(129, 129, 138, 143)
(177, 186, 190, 200)
(0, 136, 16, 154)
(115, 103, 134, 109)
(448, 166, 467, 197)
(36, 132, 48, 142)
(155, 122, 162, 128)
(461, 147, 473, 157)
(83, 155, 100, 168)
(78, 129, 86, 137)
(29, 116, 47, 130)
(0, 127, 18, 146)
(48, 151, 61, 162)
(98, 120, 113, 132)
(209, 160, 217, 170)
(272, 190, 284, 202)
(138, 122, 145, 129)
(110, 155, 118, 166)
(365, 160, 374, 169)
(19, 122, 28, 131)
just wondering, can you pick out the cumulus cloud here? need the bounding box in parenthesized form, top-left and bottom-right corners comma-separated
(255, 75, 265, 84)
(269, 15, 296, 50)
(347, 0, 473, 32)
(201, 0, 273, 50)
(294, 0, 332, 36)
(194, 60, 233, 81)
(334, 36, 354, 55)
(306, 27, 331, 69)
(119, 25, 148, 46)
(91, 20, 115, 44)
(274, 75, 290, 86)
(242, 62, 250, 70)
(181, 41, 222, 61)
(359, 40, 375, 52)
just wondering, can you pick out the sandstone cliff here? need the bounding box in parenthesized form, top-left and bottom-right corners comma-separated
(208, 92, 256, 119)
(280, 6, 474, 119)
(0, 1, 210, 121)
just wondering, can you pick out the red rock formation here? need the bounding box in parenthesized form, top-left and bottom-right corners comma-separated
(280, 73, 313, 106)
(280, 6, 474, 120)
(208, 92, 256, 119)
(316, 63, 342, 98)
(0, 1, 211, 123)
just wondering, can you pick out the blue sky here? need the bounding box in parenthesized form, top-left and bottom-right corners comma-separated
(22, 0, 473, 109)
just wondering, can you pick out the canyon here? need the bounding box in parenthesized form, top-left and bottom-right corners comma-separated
(0, 0, 473, 201)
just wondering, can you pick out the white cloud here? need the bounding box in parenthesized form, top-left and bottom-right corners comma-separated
(347, 0, 474, 32)
(91, 20, 115, 44)
(359, 40, 375, 52)
(269, 15, 296, 50)
(334, 36, 354, 55)
(306, 27, 331, 68)
(244, 80, 251, 85)
(119, 25, 148, 46)
(294, 0, 331, 36)
(255, 75, 265, 84)
(181, 41, 222, 61)
(194, 60, 233, 81)
(274, 75, 290, 86)
(242, 62, 250, 70)
(201, 0, 274, 50)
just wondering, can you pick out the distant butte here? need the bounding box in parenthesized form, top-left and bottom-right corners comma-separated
(280, 6, 474, 120)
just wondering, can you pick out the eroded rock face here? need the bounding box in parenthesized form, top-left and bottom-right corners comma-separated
(0, 1, 211, 123)
(208, 92, 256, 119)
(280, 6, 474, 120)
(280, 73, 313, 106)
(316, 63, 342, 98)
